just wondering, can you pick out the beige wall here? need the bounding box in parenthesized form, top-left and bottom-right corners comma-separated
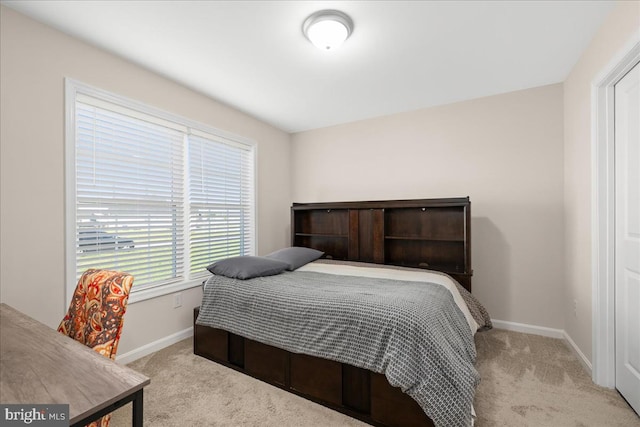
(563, 1, 640, 363)
(292, 84, 565, 329)
(0, 6, 291, 355)
(2, 1, 637, 364)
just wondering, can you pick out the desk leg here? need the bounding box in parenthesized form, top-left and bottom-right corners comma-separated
(132, 389, 144, 426)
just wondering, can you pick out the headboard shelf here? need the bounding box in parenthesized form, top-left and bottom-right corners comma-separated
(292, 197, 472, 291)
(294, 233, 347, 238)
(384, 236, 465, 242)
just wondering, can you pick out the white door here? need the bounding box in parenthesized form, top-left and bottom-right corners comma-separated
(615, 61, 640, 415)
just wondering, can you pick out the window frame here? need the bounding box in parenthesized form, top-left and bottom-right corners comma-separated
(65, 78, 257, 305)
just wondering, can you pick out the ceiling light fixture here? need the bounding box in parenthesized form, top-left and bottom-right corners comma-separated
(302, 10, 353, 51)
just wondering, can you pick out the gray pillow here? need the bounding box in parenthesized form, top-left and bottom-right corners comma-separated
(207, 256, 289, 279)
(265, 246, 324, 271)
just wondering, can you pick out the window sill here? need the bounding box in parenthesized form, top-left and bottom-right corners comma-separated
(127, 278, 206, 304)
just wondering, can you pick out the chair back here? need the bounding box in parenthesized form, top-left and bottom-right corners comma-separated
(58, 269, 134, 360)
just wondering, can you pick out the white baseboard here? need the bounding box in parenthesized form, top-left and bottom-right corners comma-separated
(116, 327, 193, 365)
(563, 330, 593, 374)
(491, 319, 564, 338)
(491, 319, 592, 375)
(115, 320, 594, 376)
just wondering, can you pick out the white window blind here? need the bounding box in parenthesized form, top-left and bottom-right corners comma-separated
(67, 80, 256, 301)
(188, 134, 255, 276)
(75, 100, 186, 291)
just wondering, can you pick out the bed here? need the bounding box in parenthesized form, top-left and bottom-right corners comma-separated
(193, 198, 491, 427)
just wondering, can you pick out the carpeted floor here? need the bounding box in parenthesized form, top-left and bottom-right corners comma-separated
(110, 328, 639, 426)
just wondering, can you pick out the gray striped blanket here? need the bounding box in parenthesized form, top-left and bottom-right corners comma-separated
(196, 265, 480, 427)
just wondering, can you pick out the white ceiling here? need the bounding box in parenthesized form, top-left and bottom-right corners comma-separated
(3, 1, 613, 133)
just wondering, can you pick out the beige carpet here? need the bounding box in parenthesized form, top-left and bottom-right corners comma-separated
(110, 329, 639, 426)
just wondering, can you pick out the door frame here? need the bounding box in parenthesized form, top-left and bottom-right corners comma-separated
(591, 36, 640, 388)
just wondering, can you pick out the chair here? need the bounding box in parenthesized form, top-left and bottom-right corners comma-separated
(58, 269, 134, 427)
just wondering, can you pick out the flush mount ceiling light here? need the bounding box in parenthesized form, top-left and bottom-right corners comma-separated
(302, 10, 353, 51)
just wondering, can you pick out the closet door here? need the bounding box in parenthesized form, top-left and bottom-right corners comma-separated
(614, 61, 640, 415)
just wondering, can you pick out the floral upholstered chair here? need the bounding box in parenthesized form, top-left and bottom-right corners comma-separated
(58, 269, 134, 427)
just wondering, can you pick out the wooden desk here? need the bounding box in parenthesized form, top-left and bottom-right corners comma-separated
(0, 303, 150, 426)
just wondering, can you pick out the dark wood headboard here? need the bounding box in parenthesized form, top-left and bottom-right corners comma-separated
(291, 197, 472, 292)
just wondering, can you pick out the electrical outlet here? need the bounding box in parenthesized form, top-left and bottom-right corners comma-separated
(573, 299, 577, 317)
(173, 292, 183, 309)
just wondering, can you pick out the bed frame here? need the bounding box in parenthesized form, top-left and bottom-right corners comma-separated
(194, 197, 472, 427)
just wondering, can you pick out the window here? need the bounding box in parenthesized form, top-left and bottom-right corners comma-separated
(65, 79, 256, 303)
